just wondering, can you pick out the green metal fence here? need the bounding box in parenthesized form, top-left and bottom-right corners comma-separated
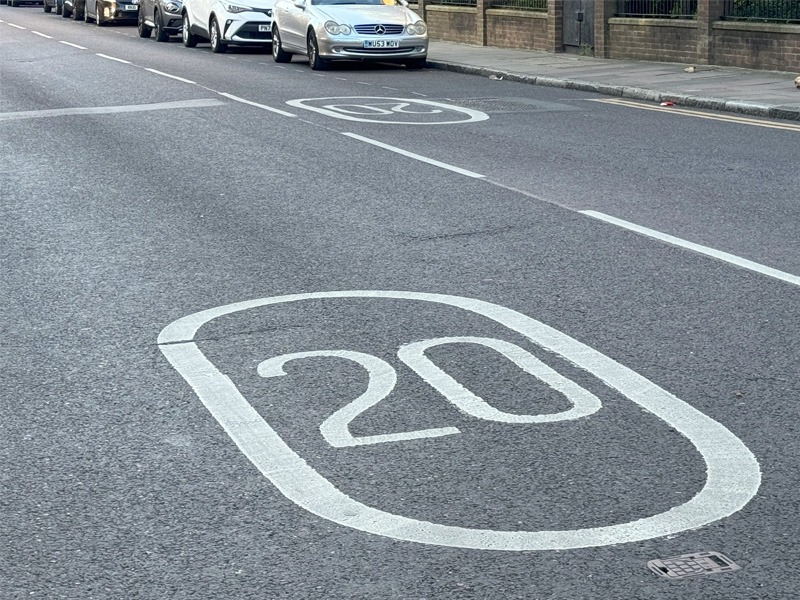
(615, 0, 697, 19)
(489, 0, 547, 11)
(723, 0, 800, 23)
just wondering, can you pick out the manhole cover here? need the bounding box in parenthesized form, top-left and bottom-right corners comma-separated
(436, 97, 578, 114)
(648, 551, 741, 579)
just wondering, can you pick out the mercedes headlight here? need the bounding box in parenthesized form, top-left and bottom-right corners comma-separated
(324, 21, 351, 35)
(406, 21, 426, 35)
(225, 3, 250, 13)
(164, 1, 180, 11)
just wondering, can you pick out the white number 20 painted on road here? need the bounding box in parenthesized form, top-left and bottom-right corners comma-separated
(158, 291, 760, 551)
(257, 336, 602, 447)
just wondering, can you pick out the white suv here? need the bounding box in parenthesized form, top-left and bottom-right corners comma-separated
(182, 0, 275, 53)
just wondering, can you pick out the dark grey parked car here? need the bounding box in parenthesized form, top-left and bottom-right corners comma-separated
(138, 0, 182, 42)
(43, 0, 63, 13)
(85, 0, 139, 24)
(62, 0, 84, 19)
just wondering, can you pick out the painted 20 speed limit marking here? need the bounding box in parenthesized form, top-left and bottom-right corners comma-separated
(158, 290, 760, 551)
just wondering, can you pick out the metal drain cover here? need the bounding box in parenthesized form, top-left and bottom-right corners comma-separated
(648, 551, 741, 579)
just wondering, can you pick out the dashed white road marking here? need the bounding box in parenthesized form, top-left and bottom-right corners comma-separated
(581, 211, 800, 287)
(96, 53, 131, 64)
(145, 68, 196, 85)
(218, 92, 297, 117)
(357, 81, 372, 86)
(381, 86, 399, 91)
(342, 132, 485, 178)
(60, 41, 87, 49)
(411, 91, 427, 97)
(7, 23, 26, 29)
(31, 31, 53, 39)
(0, 99, 225, 122)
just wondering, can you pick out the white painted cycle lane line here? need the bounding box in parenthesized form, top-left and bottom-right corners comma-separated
(582, 211, 800, 288)
(158, 291, 761, 551)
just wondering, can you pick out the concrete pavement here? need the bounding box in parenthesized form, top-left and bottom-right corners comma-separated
(428, 40, 800, 121)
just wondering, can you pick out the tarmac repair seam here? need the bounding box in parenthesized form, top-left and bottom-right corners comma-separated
(594, 98, 800, 132)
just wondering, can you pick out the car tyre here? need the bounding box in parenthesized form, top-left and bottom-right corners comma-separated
(62, 4, 71, 17)
(56, 0, 62, 14)
(85, 4, 94, 22)
(272, 26, 291, 63)
(307, 30, 326, 71)
(138, 9, 152, 37)
(182, 13, 198, 48)
(73, 4, 83, 19)
(44, 2, 52, 13)
(210, 17, 227, 53)
(94, 3, 102, 24)
(154, 9, 169, 42)
(9, 0, 17, 6)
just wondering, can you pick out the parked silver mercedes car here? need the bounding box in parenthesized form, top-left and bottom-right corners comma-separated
(271, 0, 427, 70)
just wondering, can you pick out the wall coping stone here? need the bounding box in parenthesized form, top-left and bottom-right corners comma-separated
(425, 5, 477, 14)
(608, 17, 698, 29)
(713, 21, 800, 35)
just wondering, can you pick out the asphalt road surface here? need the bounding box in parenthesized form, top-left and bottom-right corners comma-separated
(2, 5, 800, 599)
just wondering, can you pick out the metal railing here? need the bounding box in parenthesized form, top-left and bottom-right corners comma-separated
(489, 0, 547, 11)
(616, 0, 697, 19)
(722, 0, 800, 23)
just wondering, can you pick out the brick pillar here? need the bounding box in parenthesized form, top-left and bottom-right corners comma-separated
(548, 0, 564, 53)
(594, 0, 616, 58)
(476, 0, 488, 46)
(697, 0, 725, 65)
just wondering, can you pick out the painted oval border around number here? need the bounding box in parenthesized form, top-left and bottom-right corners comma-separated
(285, 97, 489, 125)
(157, 290, 761, 551)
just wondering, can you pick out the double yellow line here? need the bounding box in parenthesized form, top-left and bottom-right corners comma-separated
(593, 98, 800, 132)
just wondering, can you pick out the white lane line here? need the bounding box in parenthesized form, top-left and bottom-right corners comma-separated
(342, 132, 485, 179)
(382, 86, 399, 91)
(7, 23, 26, 29)
(0, 99, 226, 122)
(335, 77, 347, 81)
(217, 92, 297, 117)
(144, 68, 196, 84)
(411, 92, 427, 97)
(31, 31, 53, 39)
(60, 41, 87, 49)
(96, 53, 131, 64)
(357, 81, 373, 86)
(581, 210, 800, 287)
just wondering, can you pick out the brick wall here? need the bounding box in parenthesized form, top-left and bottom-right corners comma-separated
(712, 22, 800, 71)
(425, 6, 479, 45)
(607, 18, 699, 63)
(486, 9, 549, 51)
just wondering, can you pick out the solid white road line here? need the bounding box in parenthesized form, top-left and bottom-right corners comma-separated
(7, 23, 26, 29)
(96, 53, 131, 64)
(31, 31, 53, 39)
(59, 41, 87, 49)
(144, 68, 196, 85)
(0, 99, 226, 122)
(342, 132, 485, 179)
(581, 210, 800, 288)
(217, 93, 297, 117)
